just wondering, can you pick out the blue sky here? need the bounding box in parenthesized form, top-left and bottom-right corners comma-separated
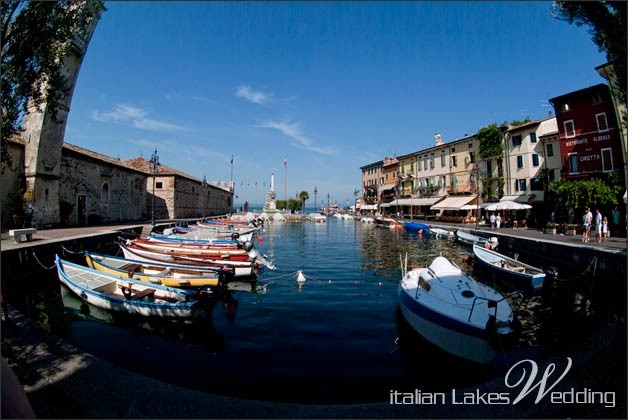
(65, 1, 607, 207)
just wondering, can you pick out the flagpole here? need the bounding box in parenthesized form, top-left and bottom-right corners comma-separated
(284, 157, 287, 202)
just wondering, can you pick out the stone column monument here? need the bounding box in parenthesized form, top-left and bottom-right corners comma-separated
(263, 172, 277, 212)
(21, 3, 103, 227)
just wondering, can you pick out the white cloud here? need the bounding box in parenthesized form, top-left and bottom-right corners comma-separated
(92, 105, 147, 122)
(258, 120, 336, 155)
(91, 104, 189, 132)
(236, 85, 272, 105)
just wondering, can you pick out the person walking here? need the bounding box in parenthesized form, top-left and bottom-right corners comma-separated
(611, 205, 620, 237)
(582, 207, 592, 242)
(495, 213, 502, 229)
(594, 209, 602, 243)
(490, 213, 496, 229)
(602, 216, 609, 242)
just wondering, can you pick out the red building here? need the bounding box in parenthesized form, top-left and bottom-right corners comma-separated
(549, 84, 623, 181)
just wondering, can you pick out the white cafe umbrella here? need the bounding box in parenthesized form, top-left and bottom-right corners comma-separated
(485, 201, 531, 211)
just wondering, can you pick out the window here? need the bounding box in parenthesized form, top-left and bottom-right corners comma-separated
(451, 156, 458, 167)
(417, 157, 421, 172)
(596, 112, 608, 132)
(156, 182, 163, 189)
(568, 153, 578, 173)
(424, 156, 428, 171)
(530, 177, 543, 191)
(512, 135, 522, 146)
(486, 160, 492, 177)
(468, 143, 473, 149)
(468, 152, 475, 164)
(592, 94, 602, 105)
(497, 160, 503, 177)
(440, 150, 446, 167)
(564, 120, 575, 138)
(516, 179, 527, 191)
(548, 169, 556, 181)
(532, 154, 539, 167)
(530, 132, 537, 143)
(546, 143, 554, 157)
(517, 156, 524, 169)
(100, 183, 110, 203)
(430, 154, 434, 169)
(601, 148, 613, 172)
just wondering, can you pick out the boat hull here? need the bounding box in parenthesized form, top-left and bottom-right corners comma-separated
(399, 293, 497, 364)
(403, 222, 430, 233)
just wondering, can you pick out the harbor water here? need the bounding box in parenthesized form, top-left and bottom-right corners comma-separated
(3, 218, 624, 404)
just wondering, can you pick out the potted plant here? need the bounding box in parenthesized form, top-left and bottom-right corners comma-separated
(544, 222, 557, 234)
(565, 224, 577, 236)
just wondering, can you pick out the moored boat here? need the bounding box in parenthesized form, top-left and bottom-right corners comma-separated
(85, 251, 232, 288)
(119, 241, 256, 278)
(429, 227, 454, 238)
(403, 221, 430, 234)
(398, 255, 522, 364)
(125, 239, 253, 261)
(56, 256, 205, 319)
(472, 244, 546, 293)
(375, 216, 404, 230)
(455, 230, 499, 250)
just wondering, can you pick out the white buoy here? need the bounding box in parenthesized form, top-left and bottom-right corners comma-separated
(296, 270, 307, 284)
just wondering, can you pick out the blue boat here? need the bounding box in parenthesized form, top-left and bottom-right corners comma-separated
(403, 221, 430, 233)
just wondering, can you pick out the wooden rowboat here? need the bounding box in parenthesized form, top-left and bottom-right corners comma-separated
(84, 251, 232, 288)
(472, 244, 545, 293)
(119, 241, 256, 278)
(56, 256, 205, 319)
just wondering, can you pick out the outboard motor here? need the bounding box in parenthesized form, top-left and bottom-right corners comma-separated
(231, 232, 240, 240)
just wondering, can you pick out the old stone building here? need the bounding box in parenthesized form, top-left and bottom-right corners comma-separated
(60, 143, 147, 226)
(1, 140, 233, 229)
(125, 157, 234, 220)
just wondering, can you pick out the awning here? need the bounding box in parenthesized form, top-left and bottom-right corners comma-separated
(430, 195, 476, 211)
(500, 194, 529, 203)
(360, 204, 378, 210)
(379, 202, 392, 208)
(394, 197, 443, 206)
(379, 183, 397, 191)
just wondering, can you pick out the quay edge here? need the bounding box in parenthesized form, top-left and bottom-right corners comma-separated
(469, 228, 627, 280)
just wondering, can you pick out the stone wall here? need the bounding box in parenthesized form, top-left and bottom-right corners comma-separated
(1, 141, 26, 228)
(149, 176, 233, 219)
(61, 150, 147, 225)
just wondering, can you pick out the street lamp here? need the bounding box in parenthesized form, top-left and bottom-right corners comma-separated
(150, 148, 160, 226)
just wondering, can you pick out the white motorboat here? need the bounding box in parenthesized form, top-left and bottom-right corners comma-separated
(399, 255, 522, 364)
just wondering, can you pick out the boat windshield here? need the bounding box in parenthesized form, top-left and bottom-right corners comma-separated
(418, 276, 431, 291)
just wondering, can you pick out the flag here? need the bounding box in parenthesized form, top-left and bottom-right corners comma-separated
(284, 158, 287, 167)
(230, 155, 233, 164)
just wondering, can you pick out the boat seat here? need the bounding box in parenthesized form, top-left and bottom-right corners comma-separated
(120, 263, 143, 276)
(119, 285, 156, 300)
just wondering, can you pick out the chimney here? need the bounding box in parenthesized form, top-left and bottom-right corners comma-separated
(435, 133, 443, 146)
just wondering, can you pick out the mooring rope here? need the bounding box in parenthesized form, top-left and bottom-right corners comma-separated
(61, 245, 82, 256)
(258, 271, 302, 281)
(32, 251, 56, 270)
